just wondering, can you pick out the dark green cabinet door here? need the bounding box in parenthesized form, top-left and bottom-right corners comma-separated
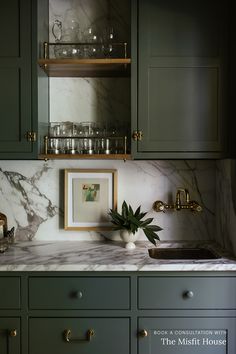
(139, 317, 236, 354)
(0, 277, 20, 309)
(0, 0, 36, 158)
(132, 0, 229, 158)
(29, 318, 130, 354)
(0, 318, 20, 354)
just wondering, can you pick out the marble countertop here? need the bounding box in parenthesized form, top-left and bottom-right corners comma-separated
(0, 240, 236, 271)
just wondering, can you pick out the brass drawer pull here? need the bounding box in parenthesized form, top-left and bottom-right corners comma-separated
(64, 329, 94, 343)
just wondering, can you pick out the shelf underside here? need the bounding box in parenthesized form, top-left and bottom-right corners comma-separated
(39, 153, 131, 160)
(38, 58, 131, 77)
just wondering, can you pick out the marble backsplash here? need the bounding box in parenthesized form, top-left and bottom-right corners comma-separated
(0, 160, 216, 243)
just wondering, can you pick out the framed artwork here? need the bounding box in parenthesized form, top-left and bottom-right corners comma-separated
(64, 169, 117, 230)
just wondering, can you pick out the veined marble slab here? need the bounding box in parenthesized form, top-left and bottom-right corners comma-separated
(0, 241, 235, 272)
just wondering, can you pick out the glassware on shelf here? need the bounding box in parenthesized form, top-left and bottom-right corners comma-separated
(46, 121, 127, 155)
(52, 17, 80, 58)
(52, 15, 80, 43)
(63, 9, 80, 42)
(49, 18, 127, 60)
(101, 26, 116, 58)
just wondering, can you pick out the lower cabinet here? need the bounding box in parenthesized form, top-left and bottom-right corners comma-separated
(1, 272, 236, 354)
(138, 317, 236, 354)
(0, 318, 20, 354)
(29, 318, 130, 354)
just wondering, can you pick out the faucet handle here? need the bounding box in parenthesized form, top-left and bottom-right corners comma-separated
(153, 201, 165, 212)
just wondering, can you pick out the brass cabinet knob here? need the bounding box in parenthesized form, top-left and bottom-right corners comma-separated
(9, 329, 17, 337)
(139, 329, 148, 338)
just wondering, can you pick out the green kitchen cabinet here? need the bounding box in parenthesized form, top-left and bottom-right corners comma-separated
(0, 318, 20, 354)
(0, 276, 21, 354)
(131, 0, 231, 158)
(0, 0, 48, 159)
(138, 317, 236, 354)
(29, 318, 130, 354)
(0, 271, 236, 353)
(137, 275, 236, 353)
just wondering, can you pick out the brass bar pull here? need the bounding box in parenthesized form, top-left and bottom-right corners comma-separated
(139, 329, 148, 338)
(64, 329, 94, 343)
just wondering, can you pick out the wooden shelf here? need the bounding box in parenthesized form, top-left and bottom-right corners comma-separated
(38, 153, 132, 160)
(38, 58, 131, 77)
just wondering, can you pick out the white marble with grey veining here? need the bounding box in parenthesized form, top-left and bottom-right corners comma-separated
(0, 160, 216, 244)
(0, 240, 235, 272)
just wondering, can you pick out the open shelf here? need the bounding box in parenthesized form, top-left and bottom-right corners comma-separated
(39, 153, 131, 160)
(38, 58, 131, 77)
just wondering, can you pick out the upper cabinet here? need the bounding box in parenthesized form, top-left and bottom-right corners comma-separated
(0, 1, 34, 158)
(38, 0, 131, 160)
(131, 0, 232, 159)
(0, 0, 49, 159)
(0, 0, 234, 160)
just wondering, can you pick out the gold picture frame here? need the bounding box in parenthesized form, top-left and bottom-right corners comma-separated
(64, 169, 117, 230)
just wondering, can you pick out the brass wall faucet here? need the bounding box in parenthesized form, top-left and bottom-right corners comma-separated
(153, 188, 202, 213)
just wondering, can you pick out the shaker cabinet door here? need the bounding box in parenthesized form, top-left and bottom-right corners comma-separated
(0, 318, 20, 354)
(29, 318, 130, 354)
(132, 0, 229, 158)
(0, 0, 36, 158)
(139, 317, 236, 354)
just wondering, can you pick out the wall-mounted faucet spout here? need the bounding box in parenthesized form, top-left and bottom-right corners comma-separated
(153, 188, 202, 213)
(175, 188, 190, 210)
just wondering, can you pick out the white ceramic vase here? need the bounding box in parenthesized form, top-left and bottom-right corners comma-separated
(120, 229, 139, 249)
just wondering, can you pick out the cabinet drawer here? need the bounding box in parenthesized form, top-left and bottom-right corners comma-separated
(29, 276, 130, 309)
(0, 277, 20, 309)
(138, 277, 236, 309)
(0, 318, 20, 354)
(29, 317, 130, 354)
